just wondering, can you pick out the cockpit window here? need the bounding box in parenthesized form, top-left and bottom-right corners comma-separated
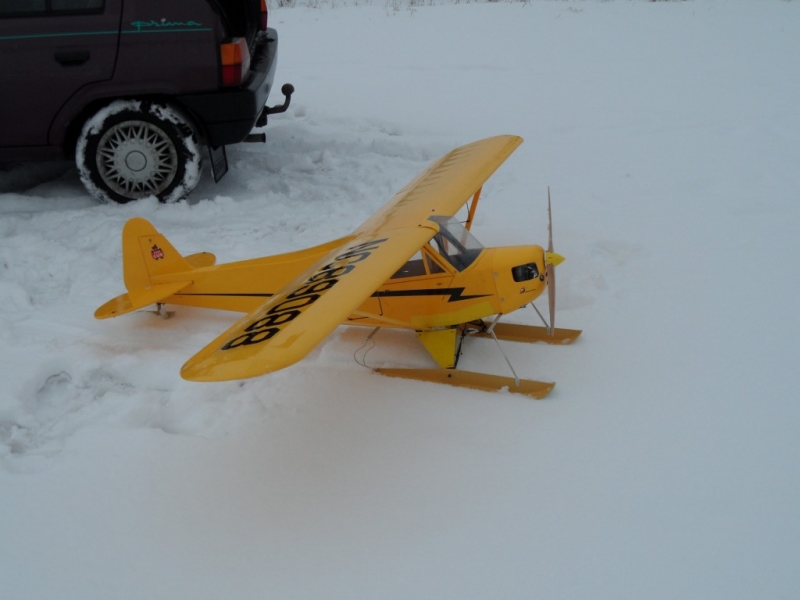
(425, 252, 445, 274)
(428, 215, 484, 271)
(390, 248, 448, 279)
(390, 250, 427, 279)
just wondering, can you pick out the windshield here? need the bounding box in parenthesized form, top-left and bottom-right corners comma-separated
(428, 216, 483, 271)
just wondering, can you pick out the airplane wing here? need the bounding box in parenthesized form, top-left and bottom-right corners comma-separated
(180, 135, 523, 381)
(355, 134, 522, 234)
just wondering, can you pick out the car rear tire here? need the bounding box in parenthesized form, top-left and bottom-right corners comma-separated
(76, 100, 202, 204)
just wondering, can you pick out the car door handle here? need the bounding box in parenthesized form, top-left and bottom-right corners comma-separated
(55, 50, 90, 66)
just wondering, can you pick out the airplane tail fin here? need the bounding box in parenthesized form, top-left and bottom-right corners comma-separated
(95, 218, 212, 319)
(121, 217, 193, 292)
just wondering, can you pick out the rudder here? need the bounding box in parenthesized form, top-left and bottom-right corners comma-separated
(122, 217, 194, 292)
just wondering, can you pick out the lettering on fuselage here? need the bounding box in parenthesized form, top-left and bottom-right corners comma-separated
(221, 239, 388, 350)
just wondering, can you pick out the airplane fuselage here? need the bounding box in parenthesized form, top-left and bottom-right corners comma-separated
(162, 241, 549, 332)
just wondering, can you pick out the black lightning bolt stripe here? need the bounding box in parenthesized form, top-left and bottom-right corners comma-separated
(176, 289, 488, 303)
(372, 288, 489, 303)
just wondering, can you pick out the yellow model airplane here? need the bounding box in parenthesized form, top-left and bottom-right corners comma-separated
(96, 135, 580, 398)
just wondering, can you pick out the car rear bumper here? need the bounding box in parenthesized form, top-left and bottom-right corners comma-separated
(177, 28, 279, 148)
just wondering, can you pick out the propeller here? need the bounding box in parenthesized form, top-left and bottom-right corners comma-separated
(544, 187, 565, 336)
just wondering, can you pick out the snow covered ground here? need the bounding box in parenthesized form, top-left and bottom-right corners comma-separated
(2, 1, 799, 598)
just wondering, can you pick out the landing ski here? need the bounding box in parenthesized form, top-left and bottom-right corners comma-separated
(375, 368, 554, 399)
(471, 321, 582, 345)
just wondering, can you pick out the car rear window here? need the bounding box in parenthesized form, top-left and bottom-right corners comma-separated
(207, 0, 260, 50)
(1, 0, 103, 16)
(53, 0, 104, 11)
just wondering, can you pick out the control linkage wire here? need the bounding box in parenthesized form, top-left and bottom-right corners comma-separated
(354, 327, 382, 368)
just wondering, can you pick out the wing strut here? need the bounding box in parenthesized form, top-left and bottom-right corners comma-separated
(464, 187, 482, 231)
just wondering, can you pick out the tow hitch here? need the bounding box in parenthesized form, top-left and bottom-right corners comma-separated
(257, 83, 295, 127)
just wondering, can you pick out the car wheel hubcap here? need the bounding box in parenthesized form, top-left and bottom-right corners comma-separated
(97, 120, 178, 198)
(125, 150, 147, 172)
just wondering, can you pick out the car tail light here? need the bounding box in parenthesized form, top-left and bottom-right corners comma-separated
(260, 0, 268, 30)
(220, 38, 251, 87)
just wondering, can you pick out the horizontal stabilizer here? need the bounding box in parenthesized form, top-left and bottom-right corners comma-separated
(95, 281, 192, 319)
(185, 252, 216, 268)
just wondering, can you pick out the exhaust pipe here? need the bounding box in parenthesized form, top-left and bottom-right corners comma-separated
(243, 133, 266, 143)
